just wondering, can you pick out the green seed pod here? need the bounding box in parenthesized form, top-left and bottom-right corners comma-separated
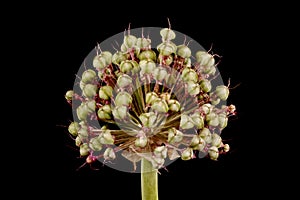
(97, 105, 112, 120)
(177, 45, 191, 58)
(120, 43, 128, 52)
(206, 112, 219, 127)
(182, 68, 198, 83)
(79, 143, 89, 156)
(201, 103, 212, 114)
(78, 128, 88, 139)
(151, 99, 169, 113)
(168, 128, 183, 143)
(104, 147, 116, 160)
(195, 51, 215, 68)
(180, 114, 194, 129)
(83, 84, 97, 99)
(160, 93, 171, 101)
(135, 136, 148, 148)
(190, 135, 200, 147)
(123, 35, 137, 49)
(100, 51, 112, 65)
(208, 146, 219, 161)
(99, 131, 114, 144)
(200, 79, 212, 93)
(218, 113, 228, 129)
(117, 74, 132, 88)
(153, 66, 168, 82)
(151, 157, 165, 169)
(211, 98, 220, 106)
(146, 92, 159, 105)
(181, 147, 193, 161)
(89, 137, 102, 151)
(76, 104, 89, 121)
(112, 105, 128, 120)
(68, 122, 80, 137)
(136, 37, 151, 49)
(154, 146, 167, 159)
(165, 73, 176, 85)
(190, 113, 204, 129)
(65, 90, 74, 101)
(158, 54, 173, 66)
(75, 136, 81, 147)
(120, 60, 133, 73)
(157, 41, 177, 56)
(112, 51, 128, 65)
(139, 59, 156, 75)
(79, 80, 86, 90)
(115, 91, 132, 106)
(211, 133, 222, 147)
(187, 81, 200, 96)
(168, 99, 180, 112)
(160, 28, 176, 41)
(86, 100, 96, 113)
(205, 66, 216, 75)
(82, 69, 97, 84)
(93, 55, 107, 69)
(138, 49, 156, 61)
(215, 85, 229, 101)
(193, 137, 206, 151)
(99, 85, 113, 100)
(199, 128, 212, 143)
(223, 144, 230, 152)
(139, 112, 156, 127)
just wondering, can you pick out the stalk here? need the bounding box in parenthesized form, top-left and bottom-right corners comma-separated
(141, 158, 158, 200)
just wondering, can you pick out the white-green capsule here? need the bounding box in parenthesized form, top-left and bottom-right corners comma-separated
(194, 137, 206, 151)
(195, 51, 215, 68)
(184, 58, 191, 67)
(75, 136, 81, 147)
(151, 99, 169, 113)
(160, 28, 176, 41)
(206, 112, 219, 127)
(99, 131, 114, 144)
(181, 147, 193, 161)
(200, 79, 212, 93)
(97, 105, 112, 120)
(79, 81, 86, 90)
(112, 105, 127, 120)
(146, 92, 159, 105)
(177, 45, 191, 58)
(83, 84, 97, 98)
(187, 81, 200, 96)
(168, 99, 180, 112)
(65, 90, 74, 101)
(78, 128, 88, 139)
(112, 51, 128, 65)
(135, 136, 148, 148)
(117, 74, 132, 88)
(215, 85, 229, 101)
(223, 144, 230, 152)
(139, 59, 156, 75)
(123, 35, 137, 49)
(218, 113, 228, 129)
(199, 128, 212, 143)
(208, 146, 219, 161)
(180, 114, 194, 129)
(139, 112, 156, 128)
(115, 91, 132, 107)
(190, 135, 200, 147)
(158, 54, 173, 66)
(201, 103, 212, 114)
(211, 133, 222, 147)
(153, 66, 168, 82)
(100, 51, 112, 65)
(151, 157, 165, 169)
(76, 104, 89, 121)
(86, 100, 96, 113)
(80, 143, 89, 156)
(89, 137, 102, 151)
(99, 85, 113, 100)
(68, 122, 80, 137)
(104, 147, 116, 160)
(120, 60, 133, 73)
(154, 146, 167, 159)
(182, 68, 198, 83)
(168, 128, 183, 143)
(93, 55, 107, 69)
(136, 37, 151, 49)
(211, 98, 220, 106)
(190, 113, 204, 129)
(138, 49, 156, 61)
(82, 69, 97, 84)
(157, 41, 177, 56)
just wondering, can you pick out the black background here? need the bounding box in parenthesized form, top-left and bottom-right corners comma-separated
(9, 2, 269, 199)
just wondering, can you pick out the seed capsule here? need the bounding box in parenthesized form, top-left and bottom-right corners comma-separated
(190, 113, 204, 129)
(123, 35, 137, 49)
(153, 66, 168, 82)
(195, 51, 215, 68)
(68, 122, 80, 137)
(208, 146, 219, 160)
(136, 37, 151, 49)
(115, 91, 132, 107)
(218, 113, 228, 129)
(187, 81, 200, 96)
(89, 137, 102, 151)
(83, 84, 97, 99)
(112, 51, 128, 65)
(180, 114, 194, 129)
(93, 55, 107, 69)
(79, 143, 89, 156)
(99, 85, 113, 100)
(151, 99, 169, 113)
(99, 131, 114, 144)
(65, 90, 74, 101)
(157, 41, 177, 56)
(140, 59, 156, 75)
(135, 136, 148, 148)
(154, 146, 167, 159)
(146, 92, 159, 105)
(177, 45, 191, 58)
(200, 79, 212, 93)
(199, 128, 212, 143)
(117, 74, 132, 88)
(104, 148, 116, 160)
(76, 104, 89, 121)
(168, 128, 183, 144)
(139, 112, 157, 127)
(97, 105, 112, 120)
(160, 28, 176, 41)
(82, 69, 97, 84)
(215, 85, 229, 101)
(75, 136, 81, 147)
(181, 148, 193, 160)
(181, 67, 198, 83)
(112, 105, 127, 120)
(168, 99, 180, 112)
(223, 144, 230, 152)
(138, 49, 156, 61)
(211, 133, 222, 147)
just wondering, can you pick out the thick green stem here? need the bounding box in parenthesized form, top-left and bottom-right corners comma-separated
(141, 158, 158, 200)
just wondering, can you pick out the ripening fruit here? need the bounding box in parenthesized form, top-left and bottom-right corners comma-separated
(151, 99, 169, 113)
(181, 148, 193, 160)
(177, 45, 191, 58)
(112, 105, 127, 120)
(115, 91, 132, 107)
(139, 59, 156, 75)
(215, 85, 229, 101)
(97, 105, 112, 120)
(160, 28, 176, 41)
(83, 84, 97, 98)
(153, 67, 168, 82)
(65, 90, 74, 101)
(168, 99, 180, 112)
(199, 79, 212, 92)
(99, 86, 113, 100)
(211, 133, 222, 147)
(89, 137, 102, 151)
(80, 143, 89, 156)
(168, 128, 183, 144)
(104, 147, 116, 160)
(154, 146, 167, 159)
(135, 136, 148, 148)
(117, 74, 132, 88)
(138, 49, 156, 61)
(146, 92, 159, 105)
(82, 69, 97, 84)
(181, 67, 198, 83)
(139, 112, 157, 128)
(180, 114, 194, 129)
(195, 51, 215, 68)
(208, 146, 219, 160)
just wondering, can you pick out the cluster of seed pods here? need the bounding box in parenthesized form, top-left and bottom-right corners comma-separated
(65, 26, 236, 170)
